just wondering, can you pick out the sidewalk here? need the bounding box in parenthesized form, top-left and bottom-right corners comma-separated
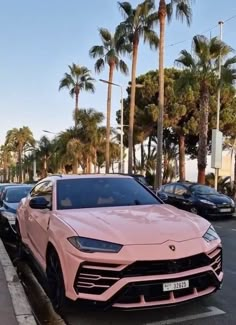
(0, 239, 37, 325)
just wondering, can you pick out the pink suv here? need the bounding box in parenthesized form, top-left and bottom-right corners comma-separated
(16, 174, 223, 311)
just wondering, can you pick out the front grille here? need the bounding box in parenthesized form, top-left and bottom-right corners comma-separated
(208, 247, 222, 275)
(116, 272, 219, 304)
(74, 248, 223, 295)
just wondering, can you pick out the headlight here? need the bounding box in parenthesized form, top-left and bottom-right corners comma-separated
(1, 211, 16, 223)
(199, 199, 216, 207)
(230, 198, 235, 207)
(68, 236, 123, 253)
(203, 225, 219, 242)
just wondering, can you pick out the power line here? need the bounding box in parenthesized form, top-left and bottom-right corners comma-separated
(165, 13, 236, 49)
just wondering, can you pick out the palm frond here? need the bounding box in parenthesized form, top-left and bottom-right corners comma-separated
(89, 45, 104, 59)
(94, 58, 105, 73)
(143, 28, 159, 49)
(119, 59, 129, 75)
(99, 28, 112, 43)
(175, 49, 195, 68)
(118, 1, 133, 18)
(175, 1, 192, 26)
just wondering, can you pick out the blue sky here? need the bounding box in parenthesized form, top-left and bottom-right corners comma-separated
(0, 0, 236, 145)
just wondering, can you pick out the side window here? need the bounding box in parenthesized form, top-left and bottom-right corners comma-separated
(174, 185, 188, 196)
(163, 185, 174, 194)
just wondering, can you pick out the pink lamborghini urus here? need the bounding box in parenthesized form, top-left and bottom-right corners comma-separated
(16, 174, 223, 310)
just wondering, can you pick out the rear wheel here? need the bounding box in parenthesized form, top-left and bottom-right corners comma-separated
(46, 249, 66, 311)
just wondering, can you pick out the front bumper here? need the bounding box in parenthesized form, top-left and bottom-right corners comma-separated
(64, 241, 223, 309)
(200, 205, 234, 217)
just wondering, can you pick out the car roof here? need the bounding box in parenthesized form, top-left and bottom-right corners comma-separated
(37, 174, 133, 183)
(3, 184, 32, 190)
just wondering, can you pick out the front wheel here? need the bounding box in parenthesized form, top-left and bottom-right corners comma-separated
(190, 207, 199, 215)
(46, 250, 66, 312)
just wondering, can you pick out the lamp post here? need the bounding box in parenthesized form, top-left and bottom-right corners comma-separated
(214, 21, 224, 190)
(99, 79, 124, 173)
(99, 80, 144, 173)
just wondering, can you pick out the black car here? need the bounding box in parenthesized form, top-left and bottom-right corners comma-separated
(0, 184, 32, 237)
(158, 181, 235, 218)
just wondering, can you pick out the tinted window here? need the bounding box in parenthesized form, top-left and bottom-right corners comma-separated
(191, 185, 217, 195)
(57, 178, 161, 210)
(4, 187, 31, 203)
(174, 185, 188, 196)
(163, 184, 174, 194)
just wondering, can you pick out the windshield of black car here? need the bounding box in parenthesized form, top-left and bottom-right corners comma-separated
(191, 185, 217, 195)
(56, 178, 160, 210)
(4, 187, 31, 203)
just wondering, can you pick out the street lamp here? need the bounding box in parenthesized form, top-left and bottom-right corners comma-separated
(42, 130, 59, 135)
(212, 21, 224, 190)
(99, 79, 124, 173)
(99, 79, 144, 173)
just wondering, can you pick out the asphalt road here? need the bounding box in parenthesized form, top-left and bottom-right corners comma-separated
(63, 218, 236, 325)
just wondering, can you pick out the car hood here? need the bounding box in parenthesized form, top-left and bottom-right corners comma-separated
(57, 204, 210, 245)
(2, 202, 18, 213)
(197, 194, 232, 204)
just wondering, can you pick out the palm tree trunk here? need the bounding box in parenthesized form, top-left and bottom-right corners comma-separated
(133, 144, 136, 173)
(105, 63, 115, 173)
(198, 81, 209, 184)
(155, 0, 166, 189)
(179, 134, 186, 181)
(148, 136, 152, 159)
(73, 160, 78, 174)
(18, 149, 23, 183)
(74, 89, 79, 127)
(141, 141, 144, 174)
(128, 39, 139, 174)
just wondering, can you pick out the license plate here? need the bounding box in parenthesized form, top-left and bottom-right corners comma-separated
(163, 280, 189, 292)
(220, 208, 231, 212)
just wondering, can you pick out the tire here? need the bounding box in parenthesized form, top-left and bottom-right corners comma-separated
(190, 207, 199, 215)
(15, 221, 27, 260)
(46, 249, 66, 312)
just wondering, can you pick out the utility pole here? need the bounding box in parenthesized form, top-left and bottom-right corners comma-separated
(214, 21, 224, 190)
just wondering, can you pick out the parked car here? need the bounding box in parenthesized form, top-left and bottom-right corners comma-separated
(0, 184, 33, 237)
(0, 183, 21, 200)
(16, 175, 223, 311)
(158, 181, 235, 218)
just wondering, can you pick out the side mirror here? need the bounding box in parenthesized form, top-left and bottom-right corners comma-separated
(183, 193, 191, 198)
(29, 197, 50, 209)
(157, 192, 168, 202)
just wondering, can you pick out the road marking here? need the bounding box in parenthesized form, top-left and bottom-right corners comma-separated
(225, 269, 236, 275)
(146, 306, 225, 325)
(214, 226, 222, 229)
(232, 229, 236, 231)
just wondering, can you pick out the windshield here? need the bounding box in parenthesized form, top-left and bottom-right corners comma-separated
(191, 185, 217, 195)
(57, 178, 160, 210)
(4, 187, 31, 203)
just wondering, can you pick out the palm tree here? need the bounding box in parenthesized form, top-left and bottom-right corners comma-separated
(155, 0, 193, 189)
(0, 145, 12, 182)
(176, 35, 236, 183)
(5, 127, 35, 183)
(116, 0, 159, 174)
(59, 63, 95, 127)
(89, 28, 129, 173)
(36, 136, 54, 178)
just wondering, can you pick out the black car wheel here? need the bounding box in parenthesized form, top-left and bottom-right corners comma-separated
(190, 207, 199, 215)
(15, 221, 27, 260)
(46, 250, 66, 311)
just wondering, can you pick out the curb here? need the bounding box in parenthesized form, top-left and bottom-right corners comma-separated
(0, 239, 37, 325)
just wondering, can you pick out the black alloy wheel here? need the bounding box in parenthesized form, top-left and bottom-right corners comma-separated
(190, 207, 199, 215)
(46, 250, 66, 311)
